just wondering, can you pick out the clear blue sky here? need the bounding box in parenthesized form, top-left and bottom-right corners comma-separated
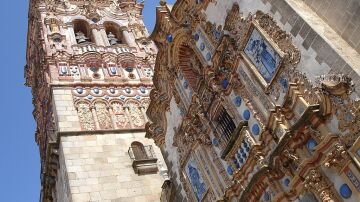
(0, 0, 175, 201)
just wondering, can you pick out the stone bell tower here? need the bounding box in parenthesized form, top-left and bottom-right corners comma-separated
(25, 0, 167, 201)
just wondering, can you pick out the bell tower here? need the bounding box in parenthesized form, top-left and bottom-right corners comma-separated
(25, 0, 167, 201)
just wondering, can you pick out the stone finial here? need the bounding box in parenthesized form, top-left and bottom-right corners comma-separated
(160, 0, 166, 6)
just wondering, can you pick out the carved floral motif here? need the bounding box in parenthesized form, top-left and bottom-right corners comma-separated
(112, 102, 130, 128)
(303, 169, 337, 202)
(94, 102, 112, 129)
(77, 102, 95, 131)
(127, 101, 145, 127)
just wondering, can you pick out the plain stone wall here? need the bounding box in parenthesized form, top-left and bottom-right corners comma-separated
(53, 88, 81, 132)
(58, 132, 166, 202)
(301, 0, 360, 53)
(162, 98, 187, 202)
(56, 144, 72, 202)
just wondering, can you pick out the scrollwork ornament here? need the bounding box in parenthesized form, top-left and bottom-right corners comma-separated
(323, 142, 349, 171)
(303, 169, 337, 202)
(77, 102, 95, 131)
(95, 102, 112, 129)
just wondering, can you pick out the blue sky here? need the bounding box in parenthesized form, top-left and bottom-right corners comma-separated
(0, 0, 175, 201)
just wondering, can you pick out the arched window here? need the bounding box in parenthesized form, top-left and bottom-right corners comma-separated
(104, 22, 124, 45)
(73, 19, 92, 44)
(131, 142, 148, 160)
(178, 45, 201, 90)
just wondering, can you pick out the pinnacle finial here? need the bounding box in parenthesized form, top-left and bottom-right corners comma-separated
(160, 0, 166, 6)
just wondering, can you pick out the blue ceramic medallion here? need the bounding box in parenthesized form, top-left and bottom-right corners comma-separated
(339, 184, 352, 199)
(234, 96, 242, 107)
(206, 53, 211, 61)
(183, 81, 189, 89)
(243, 110, 250, 120)
(212, 138, 219, 146)
(76, 88, 83, 94)
(222, 79, 229, 89)
(125, 88, 131, 94)
(252, 124, 260, 136)
(93, 88, 99, 94)
(200, 43, 205, 51)
(307, 138, 317, 152)
(110, 66, 117, 74)
(279, 77, 288, 89)
(125, 67, 133, 72)
(284, 178, 290, 187)
(136, 95, 141, 100)
(264, 192, 270, 201)
(120, 95, 126, 100)
(166, 34, 173, 42)
(110, 88, 115, 94)
(60, 66, 67, 75)
(227, 166, 234, 175)
(194, 33, 200, 41)
(140, 87, 146, 94)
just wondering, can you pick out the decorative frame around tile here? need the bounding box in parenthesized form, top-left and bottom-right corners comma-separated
(182, 151, 209, 202)
(241, 21, 285, 92)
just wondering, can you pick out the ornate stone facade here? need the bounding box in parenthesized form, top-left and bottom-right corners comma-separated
(147, 0, 360, 201)
(26, 0, 168, 201)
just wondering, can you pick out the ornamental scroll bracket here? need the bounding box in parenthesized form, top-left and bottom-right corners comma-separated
(302, 169, 340, 202)
(323, 142, 350, 172)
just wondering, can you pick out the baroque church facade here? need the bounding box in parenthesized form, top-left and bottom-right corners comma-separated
(147, 0, 360, 202)
(25, 0, 169, 201)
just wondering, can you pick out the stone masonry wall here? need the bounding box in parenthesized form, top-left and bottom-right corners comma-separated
(58, 132, 166, 202)
(205, 0, 360, 95)
(53, 88, 81, 132)
(301, 0, 360, 53)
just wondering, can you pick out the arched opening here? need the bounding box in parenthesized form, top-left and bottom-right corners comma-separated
(104, 22, 124, 45)
(73, 19, 92, 44)
(131, 142, 148, 160)
(178, 45, 201, 90)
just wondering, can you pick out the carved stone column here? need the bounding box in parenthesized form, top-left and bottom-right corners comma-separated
(122, 29, 137, 48)
(91, 28, 104, 46)
(66, 24, 77, 45)
(91, 106, 101, 130)
(108, 107, 118, 129)
(124, 106, 134, 128)
(100, 28, 110, 46)
(140, 106, 149, 123)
